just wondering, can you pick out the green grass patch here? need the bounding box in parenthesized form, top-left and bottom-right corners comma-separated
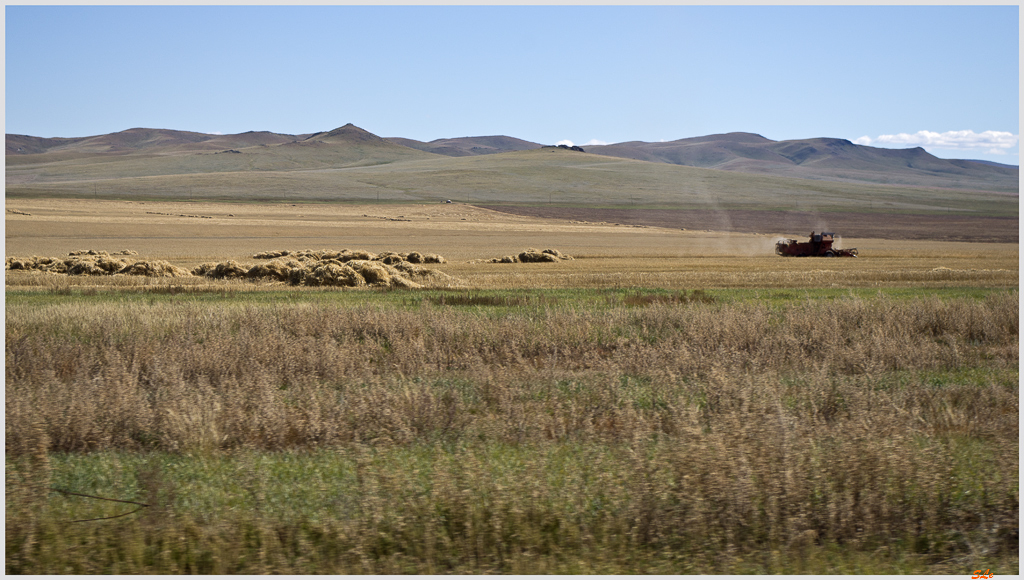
(8, 440, 1018, 574)
(7, 285, 1017, 310)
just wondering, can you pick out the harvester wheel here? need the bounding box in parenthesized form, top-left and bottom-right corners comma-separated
(825, 250, 835, 257)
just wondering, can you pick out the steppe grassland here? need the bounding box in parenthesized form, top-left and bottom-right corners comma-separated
(7, 148, 1018, 216)
(6, 198, 1019, 574)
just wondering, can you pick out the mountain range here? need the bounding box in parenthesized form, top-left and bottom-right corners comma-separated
(7, 123, 1017, 193)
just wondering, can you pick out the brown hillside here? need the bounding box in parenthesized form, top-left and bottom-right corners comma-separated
(6, 125, 1018, 197)
(310, 123, 389, 144)
(386, 135, 542, 156)
(584, 133, 1018, 193)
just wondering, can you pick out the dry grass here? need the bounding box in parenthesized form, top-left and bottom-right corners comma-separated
(4, 198, 1018, 573)
(5, 290, 1018, 573)
(6, 292, 1016, 451)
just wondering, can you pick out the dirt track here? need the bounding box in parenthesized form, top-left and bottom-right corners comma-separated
(478, 206, 1019, 244)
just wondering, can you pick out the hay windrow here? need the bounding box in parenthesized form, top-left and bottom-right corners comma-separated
(351, 260, 391, 285)
(474, 248, 573, 263)
(258, 248, 448, 265)
(253, 250, 291, 259)
(303, 262, 364, 287)
(7, 249, 466, 288)
(6, 254, 192, 278)
(207, 260, 251, 279)
(68, 249, 138, 256)
(119, 260, 192, 277)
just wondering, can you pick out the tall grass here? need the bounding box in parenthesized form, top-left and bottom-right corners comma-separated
(6, 290, 1018, 573)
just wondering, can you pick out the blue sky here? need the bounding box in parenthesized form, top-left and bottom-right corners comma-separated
(5, 5, 1019, 164)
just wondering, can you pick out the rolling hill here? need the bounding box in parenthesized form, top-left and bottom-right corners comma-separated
(381, 131, 1018, 193)
(581, 133, 1019, 193)
(387, 135, 543, 157)
(6, 124, 1018, 235)
(8, 124, 1017, 192)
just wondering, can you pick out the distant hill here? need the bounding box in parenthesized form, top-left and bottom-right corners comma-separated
(960, 159, 1019, 169)
(5, 127, 312, 157)
(5, 124, 440, 180)
(386, 135, 543, 157)
(5, 124, 1018, 194)
(582, 133, 1018, 193)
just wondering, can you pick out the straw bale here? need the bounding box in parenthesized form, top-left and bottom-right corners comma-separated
(66, 260, 110, 276)
(247, 259, 302, 282)
(95, 256, 131, 274)
(6, 256, 37, 270)
(7, 255, 79, 273)
(388, 260, 419, 275)
(484, 255, 518, 263)
(205, 260, 252, 279)
(390, 275, 423, 289)
(44, 259, 72, 273)
(67, 249, 138, 257)
(378, 251, 407, 265)
(518, 249, 559, 263)
(422, 253, 447, 264)
(253, 250, 291, 259)
(192, 263, 219, 276)
(118, 260, 192, 277)
(348, 250, 377, 261)
(542, 248, 572, 260)
(303, 263, 364, 287)
(352, 261, 392, 285)
(325, 249, 376, 262)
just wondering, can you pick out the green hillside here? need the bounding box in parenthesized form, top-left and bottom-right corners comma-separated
(6, 125, 1018, 218)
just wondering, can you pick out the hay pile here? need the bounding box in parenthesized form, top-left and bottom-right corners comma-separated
(197, 250, 461, 288)
(68, 249, 138, 256)
(252, 249, 446, 264)
(6, 252, 190, 277)
(477, 248, 574, 264)
(118, 260, 191, 277)
(6, 248, 463, 288)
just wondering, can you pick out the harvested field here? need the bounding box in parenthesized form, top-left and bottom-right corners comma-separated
(479, 206, 1020, 244)
(5, 196, 1019, 574)
(5, 199, 1018, 291)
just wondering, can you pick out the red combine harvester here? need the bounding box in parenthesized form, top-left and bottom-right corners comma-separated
(775, 232, 858, 257)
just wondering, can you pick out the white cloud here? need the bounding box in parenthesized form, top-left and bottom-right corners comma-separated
(856, 130, 1018, 152)
(582, 139, 609, 146)
(556, 139, 574, 147)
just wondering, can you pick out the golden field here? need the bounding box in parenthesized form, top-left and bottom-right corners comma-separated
(5, 197, 1017, 290)
(5, 195, 1019, 574)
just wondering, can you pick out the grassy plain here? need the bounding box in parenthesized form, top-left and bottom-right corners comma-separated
(5, 197, 1019, 574)
(7, 147, 1019, 218)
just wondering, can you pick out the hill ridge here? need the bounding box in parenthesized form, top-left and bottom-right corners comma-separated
(5, 125, 1017, 193)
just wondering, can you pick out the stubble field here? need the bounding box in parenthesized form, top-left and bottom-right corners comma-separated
(6, 198, 1019, 574)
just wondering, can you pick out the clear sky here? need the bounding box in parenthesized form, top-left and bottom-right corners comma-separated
(5, 5, 1019, 164)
